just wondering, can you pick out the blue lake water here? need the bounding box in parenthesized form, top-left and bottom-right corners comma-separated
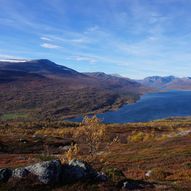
(68, 91, 191, 123)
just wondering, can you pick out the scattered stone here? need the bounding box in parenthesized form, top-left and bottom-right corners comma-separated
(58, 145, 71, 151)
(95, 172, 108, 182)
(0, 168, 12, 183)
(121, 179, 155, 190)
(145, 170, 152, 177)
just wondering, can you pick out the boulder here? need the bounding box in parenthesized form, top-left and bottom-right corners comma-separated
(3, 159, 107, 186)
(61, 159, 97, 183)
(13, 168, 29, 178)
(69, 159, 97, 178)
(0, 168, 12, 183)
(26, 160, 62, 184)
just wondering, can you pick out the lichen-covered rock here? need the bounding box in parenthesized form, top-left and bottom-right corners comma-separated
(13, 168, 29, 178)
(26, 160, 62, 184)
(0, 168, 12, 183)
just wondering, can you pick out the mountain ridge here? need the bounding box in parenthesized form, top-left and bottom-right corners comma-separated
(138, 75, 191, 90)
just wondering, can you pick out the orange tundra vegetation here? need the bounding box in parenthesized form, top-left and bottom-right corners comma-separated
(0, 116, 191, 190)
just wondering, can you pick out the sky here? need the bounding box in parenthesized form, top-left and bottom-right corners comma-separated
(0, 0, 191, 79)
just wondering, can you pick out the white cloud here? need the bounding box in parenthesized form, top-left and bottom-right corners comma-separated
(66, 55, 97, 64)
(41, 43, 60, 49)
(41, 36, 52, 41)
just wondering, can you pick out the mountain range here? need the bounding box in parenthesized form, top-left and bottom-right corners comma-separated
(1, 59, 191, 121)
(138, 76, 191, 90)
(0, 59, 148, 120)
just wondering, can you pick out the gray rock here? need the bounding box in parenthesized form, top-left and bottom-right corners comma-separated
(61, 159, 97, 183)
(4, 159, 104, 186)
(13, 168, 29, 178)
(95, 172, 108, 182)
(122, 179, 154, 190)
(26, 160, 62, 184)
(59, 145, 71, 151)
(69, 159, 97, 178)
(0, 168, 12, 183)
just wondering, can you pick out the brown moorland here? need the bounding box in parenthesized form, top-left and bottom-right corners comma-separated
(0, 116, 191, 190)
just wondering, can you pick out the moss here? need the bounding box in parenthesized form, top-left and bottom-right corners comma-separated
(103, 167, 126, 183)
(0, 113, 29, 120)
(37, 154, 57, 162)
(185, 163, 191, 169)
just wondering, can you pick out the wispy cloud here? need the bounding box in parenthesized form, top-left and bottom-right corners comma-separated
(40, 43, 60, 49)
(41, 37, 52, 41)
(66, 55, 97, 64)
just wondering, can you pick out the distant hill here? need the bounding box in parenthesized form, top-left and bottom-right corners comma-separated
(0, 59, 148, 120)
(138, 76, 191, 90)
(0, 59, 81, 77)
(85, 72, 143, 90)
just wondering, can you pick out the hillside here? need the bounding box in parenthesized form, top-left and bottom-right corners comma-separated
(0, 59, 148, 120)
(0, 59, 81, 77)
(138, 76, 191, 90)
(0, 117, 191, 190)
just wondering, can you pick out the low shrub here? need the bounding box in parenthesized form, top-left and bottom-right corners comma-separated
(103, 167, 126, 183)
(149, 168, 170, 181)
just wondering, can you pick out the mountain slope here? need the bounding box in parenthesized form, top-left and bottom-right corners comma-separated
(0, 59, 81, 77)
(0, 59, 147, 120)
(138, 76, 191, 90)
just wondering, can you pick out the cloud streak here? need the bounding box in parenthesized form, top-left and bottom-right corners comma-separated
(40, 43, 60, 49)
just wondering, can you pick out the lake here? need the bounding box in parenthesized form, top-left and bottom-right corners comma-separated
(68, 91, 191, 123)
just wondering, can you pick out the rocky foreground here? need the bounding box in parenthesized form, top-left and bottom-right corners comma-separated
(0, 159, 157, 191)
(1, 118, 191, 190)
(0, 159, 107, 184)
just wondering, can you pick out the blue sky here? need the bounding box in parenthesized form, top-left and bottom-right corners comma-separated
(0, 0, 191, 79)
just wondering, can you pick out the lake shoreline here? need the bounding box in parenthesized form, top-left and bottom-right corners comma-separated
(67, 90, 191, 123)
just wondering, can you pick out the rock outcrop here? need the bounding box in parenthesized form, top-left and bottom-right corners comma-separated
(1, 159, 107, 185)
